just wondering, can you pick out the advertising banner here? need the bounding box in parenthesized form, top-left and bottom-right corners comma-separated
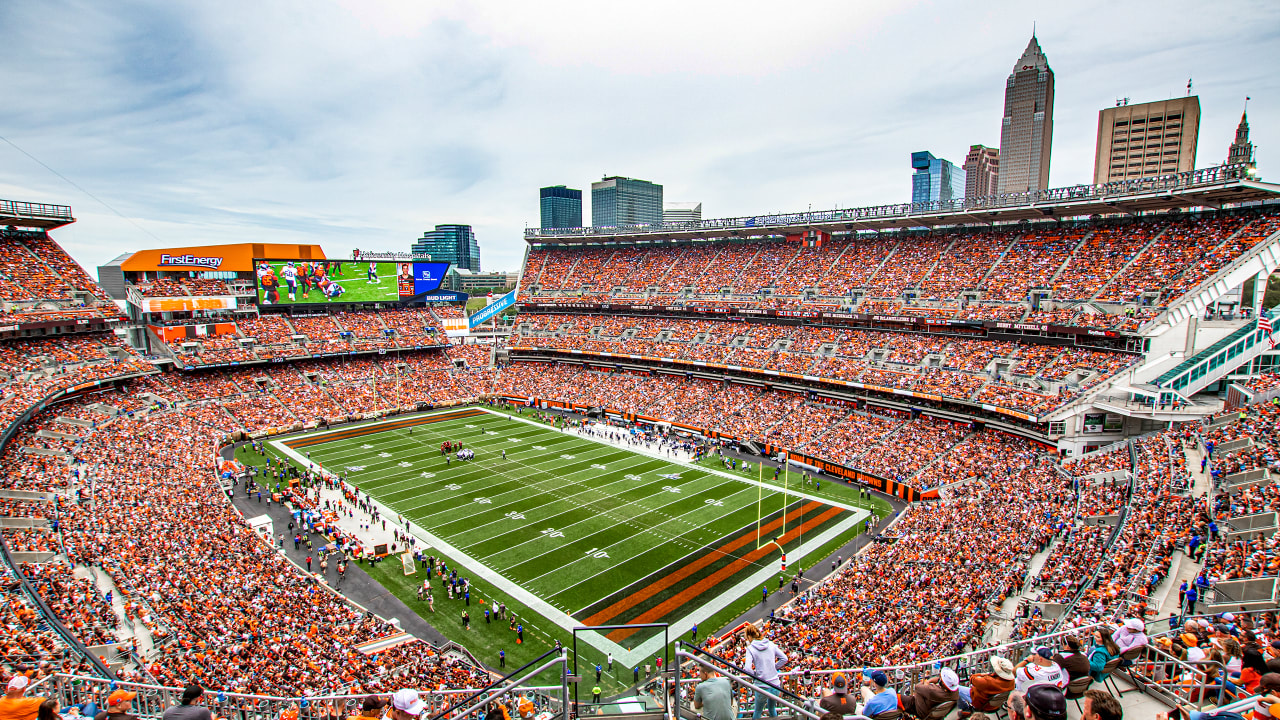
(142, 296, 237, 313)
(468, 289, 516, 328)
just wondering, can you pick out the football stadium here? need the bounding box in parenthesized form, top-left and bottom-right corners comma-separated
(2, 10, 1280, 720)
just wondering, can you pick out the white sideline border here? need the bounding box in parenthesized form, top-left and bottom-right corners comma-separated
(270, 406, 868, 665)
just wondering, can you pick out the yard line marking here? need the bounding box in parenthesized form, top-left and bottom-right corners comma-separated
(489, 474, 750, 572)
(522, 483, 761, 590)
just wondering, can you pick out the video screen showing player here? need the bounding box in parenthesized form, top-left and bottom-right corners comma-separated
(397, 263, 415, 298)
(255, 259, 398, 305)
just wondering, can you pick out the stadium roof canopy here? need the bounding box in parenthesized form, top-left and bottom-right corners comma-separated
(525, 163, 1280, 245)
(0, 199, 74, 230)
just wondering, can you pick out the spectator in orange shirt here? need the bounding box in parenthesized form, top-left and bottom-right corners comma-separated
(0, 676, 44, 720)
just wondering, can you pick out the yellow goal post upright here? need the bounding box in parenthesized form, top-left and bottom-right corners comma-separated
(755, 451, 790, 551)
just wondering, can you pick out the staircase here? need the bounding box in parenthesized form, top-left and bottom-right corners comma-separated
(861, 238, 906, 292)
(1143, 224, 1280, 335)
(977, 233, 1025, 287)
(1089, 228, 1170, 302)
(1148, 308, 1278, 396)
(1044, 230, 1094, 287)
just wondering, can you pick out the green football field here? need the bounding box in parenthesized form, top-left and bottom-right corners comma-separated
(257, 260, 401, 305)
(264, 406, 878, 664)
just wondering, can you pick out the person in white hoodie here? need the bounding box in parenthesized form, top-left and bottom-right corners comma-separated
(1112, 618, 1149, 653)
(743, 623, 789, 719)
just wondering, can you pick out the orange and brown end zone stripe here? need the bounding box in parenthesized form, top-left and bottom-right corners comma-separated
(283, 407, 489, 449)
(582, 501, 847, 642)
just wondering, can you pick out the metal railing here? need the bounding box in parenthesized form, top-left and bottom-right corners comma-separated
(0, 199, 74, 220)
(33, 674, 566, 720)
(1155, 308, 1279, 393)
(676, 644, 820, 720)
(526, 164, 1257, 238)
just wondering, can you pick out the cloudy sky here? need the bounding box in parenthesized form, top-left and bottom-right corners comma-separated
(1, 0, 1277, 275)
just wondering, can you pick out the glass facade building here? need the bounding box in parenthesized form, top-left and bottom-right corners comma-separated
(591, 176, 663, 227)
(539, 186, 582, 229)
(910, 152, 966, 203)
(411, 224, 480, 272)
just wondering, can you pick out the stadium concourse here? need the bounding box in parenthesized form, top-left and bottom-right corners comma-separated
(1, 192, 1280, 720)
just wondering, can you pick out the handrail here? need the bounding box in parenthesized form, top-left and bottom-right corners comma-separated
(1141, 221, 1280, 332)
(429, 647, 562, 720)
(1154, 307, 1279, 390)
(526, 165, 1257, 237)
(428, 650, 569, 720)
(677, 647, 819, 720)
(0, 199, 74, 219)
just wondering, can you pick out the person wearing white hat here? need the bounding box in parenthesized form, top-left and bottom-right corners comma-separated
(902, 666, 959, 718)
(1112, 618, 1149, 654)
(959, 656, 1015, 713)
(390, 690, 424, 720)
(0, 675, 44, 720)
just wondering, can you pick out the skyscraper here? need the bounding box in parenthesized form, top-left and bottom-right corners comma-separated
(590, 176, 663, 227)
(1228, 106, 1256, 167)
(1093, 98, 1200, 184)
(997, 35, 1055, 194)
(411, 225, 480, 272)
(539, 186, 582, 229)
(963, 145, 1000, 199)
(910, 152, 965, 203)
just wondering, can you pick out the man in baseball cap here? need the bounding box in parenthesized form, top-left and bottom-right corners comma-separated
(902, 667, 958, 718)
(857, 671, 898, 717)
(390, 690, 424, 720)
(1014, 647, 1067, 694)
(0, 674, 44, 720)
(161, 684, 210, 720)
(94, 690, 138, 720)
(817, 672, 856, 716)
(1024, 685, 1067, 720)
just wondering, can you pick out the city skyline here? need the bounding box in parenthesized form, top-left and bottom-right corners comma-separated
(0, 1, 1274, 274)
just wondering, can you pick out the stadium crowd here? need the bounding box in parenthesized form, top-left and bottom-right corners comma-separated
(513, 314, 1139, 416)
(520, 208, 1280, 332)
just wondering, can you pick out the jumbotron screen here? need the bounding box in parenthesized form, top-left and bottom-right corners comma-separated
(255, 260, 449, 305)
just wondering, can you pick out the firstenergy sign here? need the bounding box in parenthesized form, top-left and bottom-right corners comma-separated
(160, 254, 223, 269)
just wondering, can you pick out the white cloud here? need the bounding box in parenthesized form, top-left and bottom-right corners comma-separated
(0, 0, 1276, 276)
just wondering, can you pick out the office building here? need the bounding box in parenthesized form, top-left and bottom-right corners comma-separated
(1228, 108, 1256, 167)
(411, 224, 480, 272)
(539, 186, 582, 229)
(591, 176, 663, 227)
(446, 269, 518, 293)
(997, 34, 1055, 194)
(910, 152, 965, 203)
(963, 145, 1000, 199)
(663, 202, 702, 223)
(1093, 97, 1200, 184)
